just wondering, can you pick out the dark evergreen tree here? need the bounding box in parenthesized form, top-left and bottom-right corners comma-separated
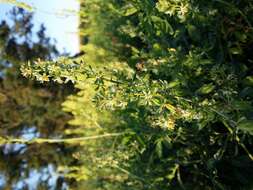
(0, 8, 76, 190)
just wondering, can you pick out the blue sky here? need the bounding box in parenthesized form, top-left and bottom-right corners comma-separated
(0, 0, 80, 55)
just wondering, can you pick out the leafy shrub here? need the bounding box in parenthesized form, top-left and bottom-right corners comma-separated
(22, 0, 253, 189)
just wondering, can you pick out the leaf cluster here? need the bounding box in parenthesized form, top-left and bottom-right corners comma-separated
(22, 0, 253, 189)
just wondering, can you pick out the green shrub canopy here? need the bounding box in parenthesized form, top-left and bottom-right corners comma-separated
(20, 0, 253, 189)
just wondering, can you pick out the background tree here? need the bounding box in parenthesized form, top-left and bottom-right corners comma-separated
(0, 8, 78, 190)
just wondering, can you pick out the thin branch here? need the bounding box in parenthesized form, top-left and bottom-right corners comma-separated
(4, 133, 125, 144)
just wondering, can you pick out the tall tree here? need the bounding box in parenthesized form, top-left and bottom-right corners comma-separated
(0, 8, 77, 190)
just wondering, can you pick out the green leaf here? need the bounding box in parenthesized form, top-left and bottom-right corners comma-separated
(243, 76, 253, 86)
(229, 47, 242, 55)
(240, 87, 253, 98)
(197, 83, 215, 94)
(200, 59, 213, 65)
(167, 80, 180, 88)
(151, 16, 174, 35)
(187, 24, 200, 42)
(155, 140, 163, 158)
(238, 120, 253, 135)
(232, 101, 252, 110)
(166, 164, 178, 181)
(124, 6, 138, 16)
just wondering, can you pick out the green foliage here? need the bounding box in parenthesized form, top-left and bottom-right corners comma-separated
(22, 0, 253, 189)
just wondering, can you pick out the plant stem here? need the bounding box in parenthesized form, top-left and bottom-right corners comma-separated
(5, 133, 125, 144)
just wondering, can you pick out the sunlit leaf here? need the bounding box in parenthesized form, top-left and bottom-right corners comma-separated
(197, 83, 215, 94)
(238, 120, 253, 135)
(123, 6, 138, 16)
